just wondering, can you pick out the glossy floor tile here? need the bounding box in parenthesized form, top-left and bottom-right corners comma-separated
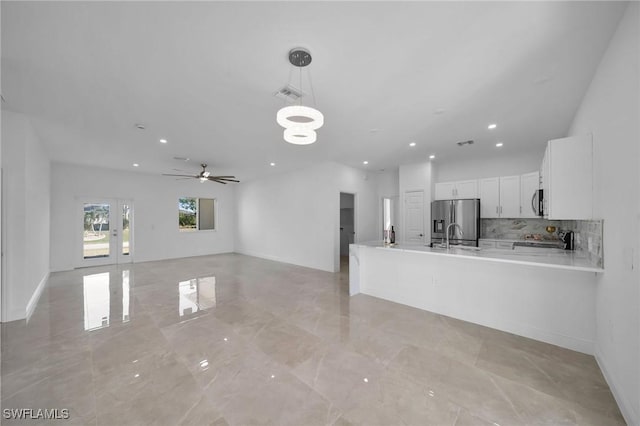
(1, 254, 624, 425)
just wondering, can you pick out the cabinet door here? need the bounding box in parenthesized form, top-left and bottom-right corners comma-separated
(547, 134, 593, 220)
(455, 180, 478, 199)
(479, 178, 499, 218)
(435, 182, 455, 200)
(541, 144, 550, 218)
(499, 175, 520, 218)
(520, 171, 540, 218)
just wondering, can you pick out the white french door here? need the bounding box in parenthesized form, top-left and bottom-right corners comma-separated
(79, 199, 134, 267)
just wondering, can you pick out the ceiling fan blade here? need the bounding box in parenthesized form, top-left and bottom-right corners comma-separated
(208, 176, 236, 179)
(208, 177, 239, 183)
(210, 179, 228, 184)
(162, 173, 197, 178)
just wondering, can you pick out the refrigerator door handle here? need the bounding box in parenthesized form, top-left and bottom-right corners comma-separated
(531, 191, 538, 215)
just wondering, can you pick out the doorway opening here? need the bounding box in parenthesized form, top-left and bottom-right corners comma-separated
(339, 192, 355, 272)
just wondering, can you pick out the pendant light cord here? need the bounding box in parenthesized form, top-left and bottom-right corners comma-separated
(308, 67, 318, 107)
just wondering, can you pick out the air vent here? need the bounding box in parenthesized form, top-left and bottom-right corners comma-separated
(456, 140, 474, 147)
(274, 84, 306, 103)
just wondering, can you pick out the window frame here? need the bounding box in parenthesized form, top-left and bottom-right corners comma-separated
(178, 197, 217, 232)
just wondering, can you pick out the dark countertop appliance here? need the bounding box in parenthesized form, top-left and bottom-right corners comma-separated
(561, 231, 575, 250)
(431, 199, 480, 247)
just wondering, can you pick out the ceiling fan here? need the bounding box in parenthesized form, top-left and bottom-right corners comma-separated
(162, 164, 239, 184)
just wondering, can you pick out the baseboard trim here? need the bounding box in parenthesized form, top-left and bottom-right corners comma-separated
(25, 272, 49, 322)
(595, 347, 638, 426)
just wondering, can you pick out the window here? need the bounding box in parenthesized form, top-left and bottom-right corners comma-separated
(178, 197, 216, 231)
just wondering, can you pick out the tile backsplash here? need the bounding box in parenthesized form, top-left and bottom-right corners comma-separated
(481, 218, 604, 268)
(481, 218, 571, 241)
(574, 219, 604, 268)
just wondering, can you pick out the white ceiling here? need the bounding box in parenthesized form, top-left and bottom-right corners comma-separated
(1, 1, 627, 181)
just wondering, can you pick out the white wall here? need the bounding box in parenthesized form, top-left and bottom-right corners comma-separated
(235, 161, 377, 273)
(50, 163, 235, 272)
(1, 110, 51, 321)
(568, 3, 639, 424)
(399, 161, 433, 245)
(434, 150, 543, 183)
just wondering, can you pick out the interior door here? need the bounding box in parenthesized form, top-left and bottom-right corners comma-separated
(404, 191, 424, 244)
(80, 199, 133, 267)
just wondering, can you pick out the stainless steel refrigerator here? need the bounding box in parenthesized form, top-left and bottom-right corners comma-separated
(430, 199, 480, 247)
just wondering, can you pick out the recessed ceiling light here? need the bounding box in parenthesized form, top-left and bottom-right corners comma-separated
(270, 162, 276, 166)
(409, 142, 416, 147)
(134, 123, 145, 130)
(488, 123, 497, 130)
(133, 163, 139, 167)
(496, 142, 504, 147)
(159, 139, 168, 144)
(429, 155, 435, 159)
(363, 161, 369, 165)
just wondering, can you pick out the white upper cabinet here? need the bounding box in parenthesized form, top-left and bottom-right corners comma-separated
(499, 175, 521, 218)
(478, 176, 520, 218)
(455, 180, 479, 199)
(520, 171, 540, 218)
(479, 177, 500, 218)
(434, 180, 478, 200)
(434, 182, 456, 200)
(544, 134, 593, 220)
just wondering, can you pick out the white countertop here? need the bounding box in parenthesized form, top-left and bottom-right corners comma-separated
(355, 241, 603, 273)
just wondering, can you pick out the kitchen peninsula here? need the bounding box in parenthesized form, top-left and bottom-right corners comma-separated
(349, 242, 602, 355)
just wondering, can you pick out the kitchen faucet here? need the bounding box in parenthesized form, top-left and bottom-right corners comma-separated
(446, 223, 463, 249)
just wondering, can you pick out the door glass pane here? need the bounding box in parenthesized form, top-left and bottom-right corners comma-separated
(122, 203, 130, 256)
(83, 203, 110, 259)
(383, 198, 392, 232)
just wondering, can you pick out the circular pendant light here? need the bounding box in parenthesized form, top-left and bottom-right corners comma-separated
(277, 105, 324, 130)
(277, 47, 323, 145)
(283, 127, 317, 145)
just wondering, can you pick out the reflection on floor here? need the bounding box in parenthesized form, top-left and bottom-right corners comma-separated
(1, 253, 623, 425)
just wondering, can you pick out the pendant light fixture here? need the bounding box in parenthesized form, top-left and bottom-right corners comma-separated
(277, 48, 324, 145)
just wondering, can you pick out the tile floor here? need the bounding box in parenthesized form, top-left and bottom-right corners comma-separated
(1, 253, 624, 425)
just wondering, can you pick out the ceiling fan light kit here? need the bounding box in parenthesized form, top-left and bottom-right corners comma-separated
(277, 48, 324, 145)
